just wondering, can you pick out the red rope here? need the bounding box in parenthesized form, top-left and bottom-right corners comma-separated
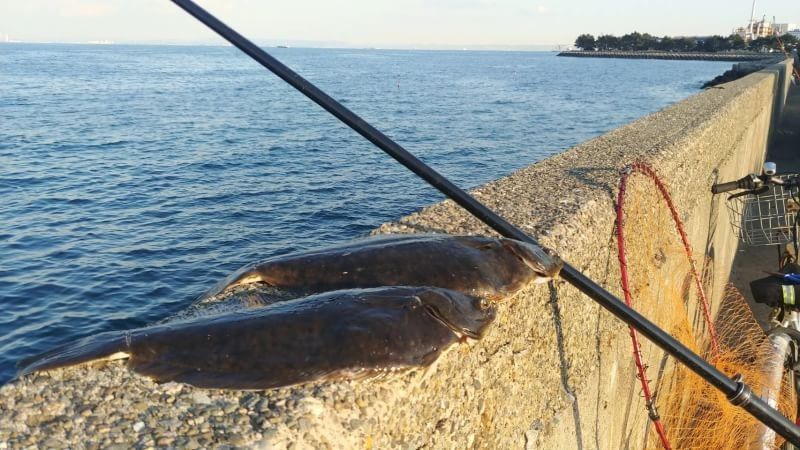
(616, 166, 672, 450)
(616, 162, 721, 449)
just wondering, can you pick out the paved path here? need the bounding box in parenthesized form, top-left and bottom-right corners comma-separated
(729, 81, 800, 330)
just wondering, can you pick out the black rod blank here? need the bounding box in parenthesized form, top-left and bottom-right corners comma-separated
(169, 0, 800, 444)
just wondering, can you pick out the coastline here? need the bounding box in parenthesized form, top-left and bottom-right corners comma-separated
(558, 50, 781, 62)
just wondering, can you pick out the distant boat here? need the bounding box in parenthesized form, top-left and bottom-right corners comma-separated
(277, 45, 289, 48)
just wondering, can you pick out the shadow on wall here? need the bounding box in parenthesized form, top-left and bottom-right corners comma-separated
(547, 282, 584, 450)
(567, 167, 620, 201)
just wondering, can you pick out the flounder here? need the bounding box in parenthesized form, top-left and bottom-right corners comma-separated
(18, 286, 495, 389)
(203, 234, 562, 301)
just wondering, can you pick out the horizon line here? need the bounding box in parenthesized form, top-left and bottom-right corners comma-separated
(0, 38, 567, 52)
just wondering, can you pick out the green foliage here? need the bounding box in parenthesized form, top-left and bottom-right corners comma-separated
(749, 36, 775, 51)
(699, 35, 730, 52)
(639, 33, 657, 50)
(596, 34, 619, 51)
(779, 33, 799, 47)
(656, 36, 675, 51)
(572, 31, 796, 53)
(764, 33, 798, 54)
(618, 32, 643, 50)
(728, 34, 746, 50)
(575, 34, 596, 51)
(661, 36, 697, 52)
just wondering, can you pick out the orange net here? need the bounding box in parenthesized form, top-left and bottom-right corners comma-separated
(617, 166, 797, 449)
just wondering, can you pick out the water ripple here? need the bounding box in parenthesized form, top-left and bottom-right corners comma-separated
(0, 43, 731, 383)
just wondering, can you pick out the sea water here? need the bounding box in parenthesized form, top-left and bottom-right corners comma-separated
(0, 43, 730, 382)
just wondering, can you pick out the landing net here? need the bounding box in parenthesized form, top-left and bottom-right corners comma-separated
(616, 162, 796, 449)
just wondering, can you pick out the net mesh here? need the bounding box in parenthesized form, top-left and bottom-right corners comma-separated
(618, 168, 796, 449)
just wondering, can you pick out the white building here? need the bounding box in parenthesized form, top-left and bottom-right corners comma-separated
(775, 23, 798, 35)
(734, 19, 774, 40)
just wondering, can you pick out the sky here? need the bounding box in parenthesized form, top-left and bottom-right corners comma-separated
(1, 0, 800, 49)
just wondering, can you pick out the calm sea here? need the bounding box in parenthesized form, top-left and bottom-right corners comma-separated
(0, 43, 730, 382)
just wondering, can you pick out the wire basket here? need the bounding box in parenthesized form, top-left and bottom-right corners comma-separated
(725, 174, 800, 246)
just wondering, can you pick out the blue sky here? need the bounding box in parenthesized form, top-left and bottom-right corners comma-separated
(1, 0, 799, 49)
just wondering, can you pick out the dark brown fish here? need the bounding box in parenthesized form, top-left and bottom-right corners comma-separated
(17, 287, 496, 389)
(202, 234, 562, 301)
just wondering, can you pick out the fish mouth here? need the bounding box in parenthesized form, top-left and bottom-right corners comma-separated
(425, 305, 480, 340)
(504, 239, 563, 281)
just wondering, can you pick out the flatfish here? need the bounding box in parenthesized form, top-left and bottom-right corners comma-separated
(18, 286, 496, 389)
(202, 234, 562, 302)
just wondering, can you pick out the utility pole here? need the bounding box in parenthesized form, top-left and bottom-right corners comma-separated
(749, 0, 757, 40)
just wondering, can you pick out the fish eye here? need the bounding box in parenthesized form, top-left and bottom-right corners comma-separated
(503, 240, 531, 263)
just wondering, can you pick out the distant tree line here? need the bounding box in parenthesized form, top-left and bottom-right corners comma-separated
(574, 32, 799, 52)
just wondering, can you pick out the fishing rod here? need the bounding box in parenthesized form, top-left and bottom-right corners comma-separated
(170, 0, 800, 444)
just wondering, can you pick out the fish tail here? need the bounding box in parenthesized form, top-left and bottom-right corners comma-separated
(16, 331, 129, 378)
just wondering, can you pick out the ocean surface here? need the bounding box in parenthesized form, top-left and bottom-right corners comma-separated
(0, 43, 730, 383)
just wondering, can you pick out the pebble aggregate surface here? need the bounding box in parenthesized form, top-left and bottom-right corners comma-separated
(1, 357, 381, 449)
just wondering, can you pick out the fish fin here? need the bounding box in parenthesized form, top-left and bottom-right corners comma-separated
(197, 267, 266, 301)
(487, 293, 505, 303)
(133, 365, 411, 390)
(16, 331, 128, 378)
(337, 367, 415, 386)
(412, 362, 439, 388)
(415, 340, 460, 387)
(128, 360, 344, 390)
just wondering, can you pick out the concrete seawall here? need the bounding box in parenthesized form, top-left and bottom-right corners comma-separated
(0, 60, 793, 449)
(372, 58, 792, 448)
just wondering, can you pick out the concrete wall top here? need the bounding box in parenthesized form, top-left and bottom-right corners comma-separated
(0, 60, 793, 450)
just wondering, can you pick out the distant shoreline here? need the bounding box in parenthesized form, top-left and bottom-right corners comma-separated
(0, 41, 559, 52)
(558, 50, 779, 62)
